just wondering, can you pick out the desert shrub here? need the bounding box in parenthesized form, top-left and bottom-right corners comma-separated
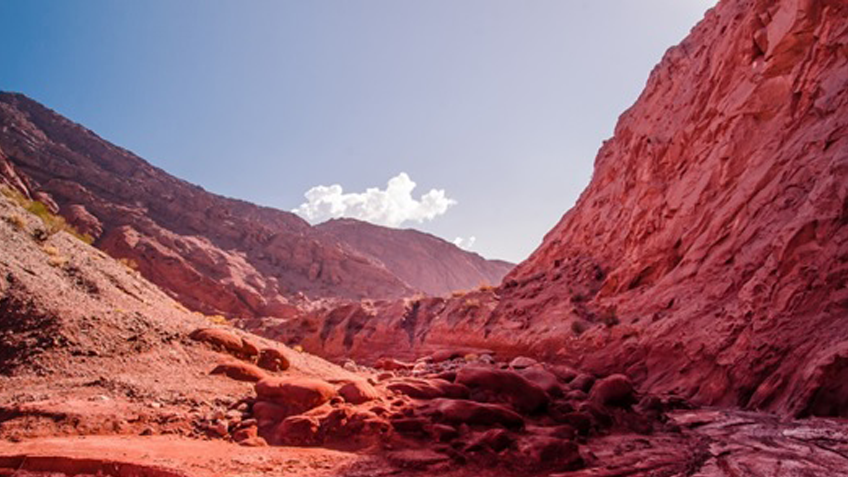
(47, 254, 69, 268)
(118, 257, 139, 270)
(207, 314, 229, 325)
(3, 213, 25, 231)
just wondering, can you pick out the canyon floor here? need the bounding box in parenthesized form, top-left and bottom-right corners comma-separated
(3, 360, 848, 477)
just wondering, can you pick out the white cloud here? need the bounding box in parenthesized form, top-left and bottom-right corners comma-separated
(453, 236, 476, 250)
(294, 172, 456, 227)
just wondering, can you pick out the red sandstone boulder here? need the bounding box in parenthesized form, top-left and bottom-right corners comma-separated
(232, 425, 259, 443)
(551, 411, 593, 436)
(190, 328, 259, 358)
(466, 428, 515, 452)
(570, 374, 596, 393)
(375, 358, 415, 371)
(255, 377, 337, 415)
(386, 449, 451, 469)
(509, 356, 538, 369)
(252, 400, 292, 428)
(257, 348, 290, 371)
(338, 380, 381, 404)
(456, 366, 549, 413)
(516, 367, 563, 397)
(271, 415, 321, 446)
(549, 365, 579, 383)
(425, 398, 524, 429)
(518, 436, 583, 470)
(240, 338, 260, 357)
(590, 374, 635, 407)
(386, 378, 470, 400)
(430, 423, 459, 442)
(390, 417, 429, 435)
(210, 362, 267, 382)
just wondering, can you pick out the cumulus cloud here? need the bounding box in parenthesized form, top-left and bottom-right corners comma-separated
(293, 172, 456, 227)
(453, 236, 477, 250)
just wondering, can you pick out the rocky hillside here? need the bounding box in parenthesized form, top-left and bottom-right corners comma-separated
(3, 172, 848, 477)
(287, 0, 848, 418)
(317, 218, 512, 296)
(0, 94, 511, 317)
(0, 92, 415, 316)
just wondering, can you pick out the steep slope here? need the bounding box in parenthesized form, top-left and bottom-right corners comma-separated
(286, 0, 848, 418)
(0, 188, 388, 475)
(495, 0, 848, 416)
(316, 218, 513, 296)
(0, 93, 414, 317)
(5, 166, 848, 477)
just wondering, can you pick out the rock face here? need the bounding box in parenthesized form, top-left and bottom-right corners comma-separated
(494, 0, 848, 417)
(316, 218, 513, 296)
(267, 0, 848, 419)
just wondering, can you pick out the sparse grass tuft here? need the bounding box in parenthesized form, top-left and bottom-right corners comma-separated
(47, 254, 69, 268)
(118, 257, 139, 270)
(207, 314, 229, 325)
(4, 213, 26, 230)
(1, 185, 94, 244)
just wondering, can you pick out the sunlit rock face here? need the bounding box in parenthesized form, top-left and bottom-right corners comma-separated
(287, 0, 848, 418)
(495, 0, 848, 416)
(316, 218, 513, 296)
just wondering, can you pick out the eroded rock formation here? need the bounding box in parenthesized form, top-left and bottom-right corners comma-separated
(277, 0, 848, 419)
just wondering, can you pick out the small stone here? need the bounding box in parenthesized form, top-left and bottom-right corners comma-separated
(509, 356, 538, 369)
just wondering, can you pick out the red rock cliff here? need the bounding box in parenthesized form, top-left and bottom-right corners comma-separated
(287, 0, 848, 418)
(497, 0, 848, 416)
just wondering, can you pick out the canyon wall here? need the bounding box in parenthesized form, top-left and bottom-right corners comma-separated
(291, 0, 848, 418)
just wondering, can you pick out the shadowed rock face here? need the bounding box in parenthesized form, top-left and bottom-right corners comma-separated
(316, 218, 513, 296)
(272, 0, 848, 419)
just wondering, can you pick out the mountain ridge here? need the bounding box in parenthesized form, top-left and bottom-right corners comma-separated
(0, 91, 511, 315)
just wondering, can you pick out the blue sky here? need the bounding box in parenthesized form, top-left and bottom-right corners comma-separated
(0, 1, 717, 262)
